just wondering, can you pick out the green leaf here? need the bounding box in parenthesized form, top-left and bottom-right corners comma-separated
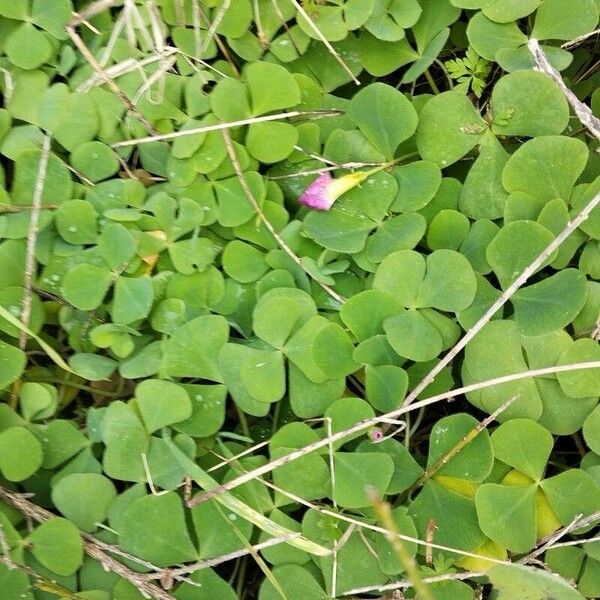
(253, 288, 316, 349)
(428, 413, 493, 481)
(409, 480, 485, 551)
(584, 405, 600, 456)
(482, 0, 541, 22)
(162, 315, 229, 381)
(459, 135, 509, 219)
(532, 0, 599, 41)
(55, 200, 98, 245)
(246, 61, 301, 116)
(491, 419, 553, 480)
(69, 353, 116, 381)
(416, 91, 487, 167)
(135, 379, 192, 434)
(340, 290, 402, 341)
(174, 568, 237, 600)
(29, 517, 83, 576)
(416, 249, 477, 311)
(557, 338, 600, 398)
(463, 320, 543, 420)
(51, 473, 116, 533)
(119, 492, 199, 567)
(541, 469, 600, 525)
(512, 269, 588, 335)
(0, 341, 26, 390)
(502, 136, 588, 202)
(390, 161, 442, 212)
(365, 364, 408, 411)
(111, 277, 154, 325)
(312, 323, 359, 378)
(259, 564, 328, 600)
(466, 12, 527, 61)
(246, 122, 298, 163)
(486, 220, 555, 289)
(240, 348, 286, 403)
(475, 483, 538, 552)
(488, 563, 585, 599)
(71, 142, 119, 183)
(0, 426, 43, 481)
(31, 0, 72, 38)
(349, 83, 418, 159)
(384, 309, 443, 362)
(12, 149, 73, 206)
(333, 452, 394, 508)
(491, 71, 569, 137)
(63, 264, 113, 311)
(223, 240, 269, 283)
(6, 23, 53, 70)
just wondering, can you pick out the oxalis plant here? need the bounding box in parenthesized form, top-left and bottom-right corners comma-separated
(0, 1, 600, 599)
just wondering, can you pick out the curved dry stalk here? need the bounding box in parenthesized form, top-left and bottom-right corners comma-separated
(188, 361, 600, 503)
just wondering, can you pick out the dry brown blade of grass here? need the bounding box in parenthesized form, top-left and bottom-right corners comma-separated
(66, 25, 157, 135)
(221, 128, 346, 304)
(188, 361, 600, 504)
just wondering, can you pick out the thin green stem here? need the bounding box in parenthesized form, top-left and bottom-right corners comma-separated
(424, 69, 440, 94)
(236, 406, 251, 439)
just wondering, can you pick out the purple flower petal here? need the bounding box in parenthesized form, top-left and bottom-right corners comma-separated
(298, 173, 336, 210)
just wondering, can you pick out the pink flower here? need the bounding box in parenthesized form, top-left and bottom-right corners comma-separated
(298, 171, 369, 210)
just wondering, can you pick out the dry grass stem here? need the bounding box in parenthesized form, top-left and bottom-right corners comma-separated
(19, 135, 51, 352)
(190, 361, 600, 502)
(0, 486, 176, 600)
(369, 491, 434, 600)
(529, 38, 600, 139)
(408, 394, 520, 492)
(289, 0, 360, 85)
(66, 26, 157, 134)
(112, 109, 342, 147)
(221, 129, 346, 304)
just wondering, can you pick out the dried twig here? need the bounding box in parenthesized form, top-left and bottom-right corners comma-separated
(190, 361, 600, 502)
(522, 511, 600, 564)
(111, 109, 342, 148)
(19, 135, 51, 352)
(70, 0, 116, 26)
(66, 26, 157, 134)
(407, 394, 520, 493)
(561, 28, 600, 49)
(288, 0, 360, 85)
(402, 187, 600, 407)
(221, 129, 346, 304)
(343, 570, 486, 596)
(0, 486, 175, 600)
(529, 38, 600, 139)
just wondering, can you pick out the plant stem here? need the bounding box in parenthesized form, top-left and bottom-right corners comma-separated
(369, 491, 434, 600)
(424, 69, 440, 94)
